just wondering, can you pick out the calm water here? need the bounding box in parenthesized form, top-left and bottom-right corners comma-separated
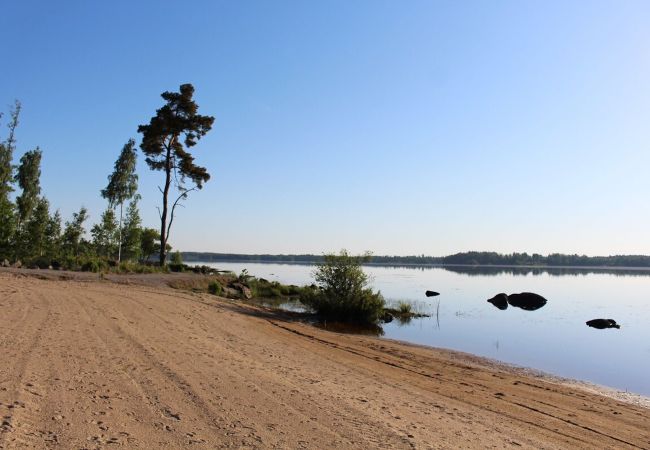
(203, 262, 650, 396)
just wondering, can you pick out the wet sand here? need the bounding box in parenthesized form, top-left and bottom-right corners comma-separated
(0, 270, 648, 449)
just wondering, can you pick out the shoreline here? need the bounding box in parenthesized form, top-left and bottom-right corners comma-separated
(381, 336, 650, 409)
(1, 269, 648, 448)
(3, 266, 650, 402)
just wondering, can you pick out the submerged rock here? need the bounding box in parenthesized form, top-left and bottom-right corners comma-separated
(487, 293, 509, 310)
(425, 290, 440, 297)
(586, 319, 620, 329)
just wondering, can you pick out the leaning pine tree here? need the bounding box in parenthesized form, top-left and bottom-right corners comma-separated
(101, 139, 138, 263)
(137, 83, 214, 266)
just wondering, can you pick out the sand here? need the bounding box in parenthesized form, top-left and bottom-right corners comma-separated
(0, 270, 648, 449)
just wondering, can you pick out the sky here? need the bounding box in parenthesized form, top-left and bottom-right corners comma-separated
(1, 0, 649, 256)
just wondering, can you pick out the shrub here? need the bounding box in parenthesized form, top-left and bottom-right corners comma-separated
(168, 263, 185, 272)
(80, 257, 107, 273)
(28, 256, 51, 269)
(208, 280, 222, 296)
(300, 250, 385, 324)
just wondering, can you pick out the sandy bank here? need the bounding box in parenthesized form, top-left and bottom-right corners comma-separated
(0, 270, 648, 449)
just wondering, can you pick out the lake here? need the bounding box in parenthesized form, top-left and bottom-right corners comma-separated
(200, 261, 650, 396)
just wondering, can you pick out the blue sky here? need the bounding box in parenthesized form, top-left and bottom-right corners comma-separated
(1, 1, 649, 256)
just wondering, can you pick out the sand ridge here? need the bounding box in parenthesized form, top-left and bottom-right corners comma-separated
(0, 271, 648, 449)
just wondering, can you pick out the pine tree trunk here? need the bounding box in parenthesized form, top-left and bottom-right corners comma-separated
(159, 144, 172, 267)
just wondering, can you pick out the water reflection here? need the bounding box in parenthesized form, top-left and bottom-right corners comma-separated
(314, 321, 384, 336)
(440, 265, 650, 277)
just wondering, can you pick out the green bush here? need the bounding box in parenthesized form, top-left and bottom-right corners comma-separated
(208, 280, 222, 296)
(27, 256, 51, 269)
(300, 250, 385, 324)
(168, 263, 185, 272)
(80, 257, 107, 273)
(117, 261, 159, 274)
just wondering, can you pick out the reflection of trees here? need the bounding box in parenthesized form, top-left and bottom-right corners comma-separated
(441, 265, 650, 277)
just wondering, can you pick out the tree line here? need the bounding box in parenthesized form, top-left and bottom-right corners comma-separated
(0, 84, 214, 271)
(181, 251, 650, 268)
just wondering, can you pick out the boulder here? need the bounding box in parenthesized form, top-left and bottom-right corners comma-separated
(586, 319, 620, 329)
(507, 292, 547, 311)
(1, 259, 9, 267)
(230, 282, 253, 299)
(12, 260, 22, 269)
(425, 290, 440, 297)
(487, 293, 509, 310)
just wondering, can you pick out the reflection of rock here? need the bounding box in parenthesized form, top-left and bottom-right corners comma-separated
(507, 292, 547, 311)
(487, 293, 509, 310)
(425, 290, 440, 297)
(586, 319, 620, 329)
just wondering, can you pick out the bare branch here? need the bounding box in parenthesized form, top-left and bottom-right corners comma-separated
(165, 186, 197, 243)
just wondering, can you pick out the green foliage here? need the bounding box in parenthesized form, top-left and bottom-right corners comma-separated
(139, 227, 161, 263)
(80, 256, 108, 273)
(0, 100, 20, 199)
(0, 197, 15, 259)
(14, 148, 42, 227)
(21, 196, 50, 259)
(0, 102, 20, 260)
(208, 280, 222, 296)
(301, 250, 385, 324)
(170, 250, 183, 265)
(44, 210, 62, 259)
(117, 261, 159, 274)
(137, 83, 215, 265)
(62, 207, 89, 257)
(101, 139, 138, 207)
(397, 301, 412, 315)
(91, 207, 118, 258)
(101, 139, 139, 263)
(121, 198, 142, 261)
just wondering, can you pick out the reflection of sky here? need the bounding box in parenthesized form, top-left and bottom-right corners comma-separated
(206, 262, 650, 395)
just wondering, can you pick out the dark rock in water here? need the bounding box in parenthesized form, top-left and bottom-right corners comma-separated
(381, 312, 394, 324)
(425, 290, 440, 297)
(487, 293, 509, 310)
(507, 292, 547, 311)
(586, 319, 620, 329)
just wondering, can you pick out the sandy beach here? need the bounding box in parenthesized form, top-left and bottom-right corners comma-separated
(0, 270, 648, 449)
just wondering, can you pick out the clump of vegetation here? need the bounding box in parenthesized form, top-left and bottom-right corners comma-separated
(382, 300, 429, 324)
(208, 280, 222, 296)
(168, 251, 184, 272)
(300, 250, 385, 324)
(247, 278, 304, 299)
(397, 300, 412, 314)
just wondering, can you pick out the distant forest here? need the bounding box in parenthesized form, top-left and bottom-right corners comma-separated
(181, 251, 650, 268)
